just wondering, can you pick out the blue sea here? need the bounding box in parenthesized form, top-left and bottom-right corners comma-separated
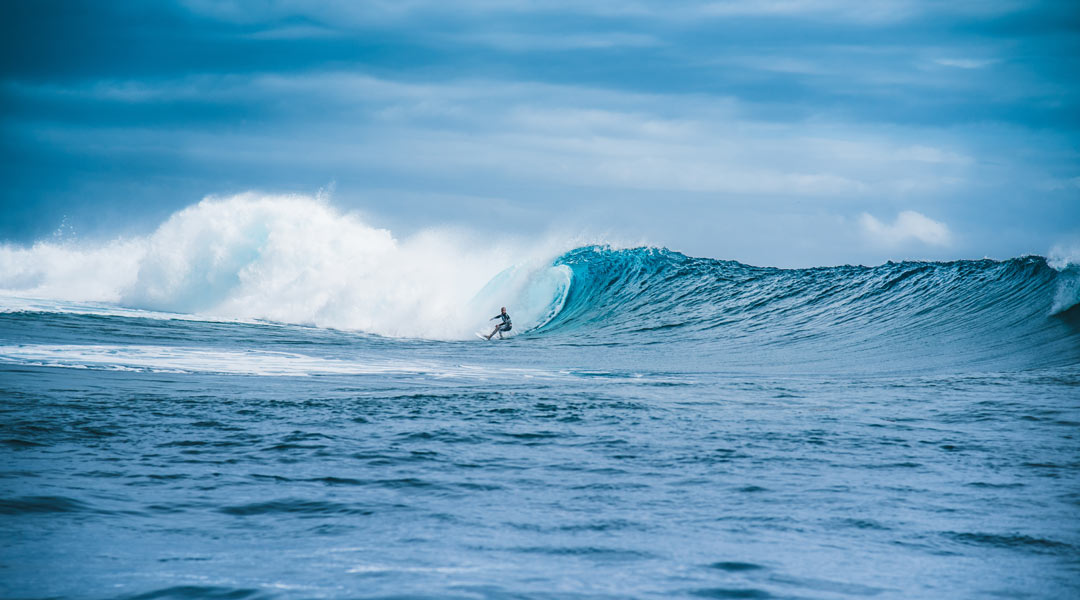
(2, 199, 1079, 599)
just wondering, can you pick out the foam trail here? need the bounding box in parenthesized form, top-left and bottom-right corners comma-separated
(0, 193, 574, 339)
(0, 344, 571, 378)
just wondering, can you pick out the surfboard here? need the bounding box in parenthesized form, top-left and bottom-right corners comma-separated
(475, 332, 489, 341)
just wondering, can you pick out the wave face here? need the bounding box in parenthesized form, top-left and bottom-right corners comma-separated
(541, 246, 1080, 372)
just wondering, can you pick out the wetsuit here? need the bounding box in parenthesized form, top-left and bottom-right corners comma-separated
(492, 312, 512, 333)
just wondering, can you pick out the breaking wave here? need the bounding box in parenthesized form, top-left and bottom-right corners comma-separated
(0, 193, 573, 339)
(0, 193, 1077, 369)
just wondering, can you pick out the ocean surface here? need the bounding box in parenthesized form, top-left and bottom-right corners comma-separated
(2, 199, 1079, 599)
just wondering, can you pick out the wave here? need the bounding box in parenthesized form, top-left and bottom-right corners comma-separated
(1, 194, 1077, 368)
(546, 245, 1080, 333)
(540, 246, 1080, 370)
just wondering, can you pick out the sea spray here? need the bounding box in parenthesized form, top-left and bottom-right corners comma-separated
(1048, 243, 1080, 315)
(0, 237, 145, 302)
(0, 193, 575, 339)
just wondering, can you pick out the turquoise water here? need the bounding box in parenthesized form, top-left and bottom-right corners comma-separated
(2, 246, 1079, 599)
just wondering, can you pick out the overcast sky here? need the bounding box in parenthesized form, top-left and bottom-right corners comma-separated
(1, 0, 1077, 267)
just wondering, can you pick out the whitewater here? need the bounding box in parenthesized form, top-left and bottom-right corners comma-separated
(2, 194, 1079, 599)
(0, 195, 574, 339)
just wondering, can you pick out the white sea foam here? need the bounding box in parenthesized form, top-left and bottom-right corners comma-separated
(1048, 242, 1080, 314)
(0, 344, 685, 382)
(0, 344, 556, 378)
(0, 193, 577, 339)
(0, 295, 250, 323)
(1048, 242, 1080, 271)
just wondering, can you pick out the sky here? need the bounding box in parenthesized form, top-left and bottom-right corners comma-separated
(1, 0, 1078, 267)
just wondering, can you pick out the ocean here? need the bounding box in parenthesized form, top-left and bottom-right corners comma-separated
(1, 197, 1079, 599)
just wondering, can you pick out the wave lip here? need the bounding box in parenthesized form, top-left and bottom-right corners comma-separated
(470, 262, 572, 335)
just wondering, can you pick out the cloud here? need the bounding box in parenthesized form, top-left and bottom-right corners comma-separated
(174, 0, 1027, 26)
(2, 0, 1075, 266)
(1039, 176, 1080, 191)
(451, 31, 661, 52)
(697, 0, 926, 23)
(5, 70, 987, 200)
(933, 57, 997, 69)
(859, 211, 951, 246)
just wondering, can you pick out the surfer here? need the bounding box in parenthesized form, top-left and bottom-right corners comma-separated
(486, 307, 512, 340)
